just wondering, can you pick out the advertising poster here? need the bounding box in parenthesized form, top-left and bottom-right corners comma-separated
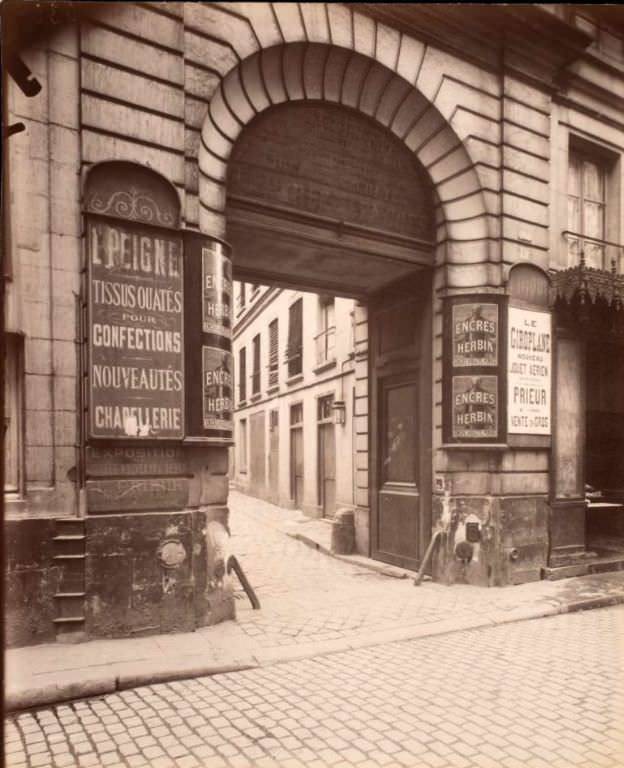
(202, 346, 233, 432)
(507, 306, 552, 435)
(452, 375, 498, 439)
(202, 242, 232, 336)
(87, 218, 184, 439)
(452, 303, 498, 367)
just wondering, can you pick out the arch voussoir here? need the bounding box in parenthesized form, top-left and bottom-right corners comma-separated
(197, 38, 494, 271)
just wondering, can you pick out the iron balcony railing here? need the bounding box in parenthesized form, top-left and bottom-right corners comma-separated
(315, 325, 336, 366)
(563, 231, 624, 273)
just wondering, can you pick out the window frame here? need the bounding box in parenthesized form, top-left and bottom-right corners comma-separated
(238, 346, 247, 404)
(251, 333, 261, 395)
(286, 297, 303, 378)
(268, 318, 279, 389)
(565, 138, 621, 272)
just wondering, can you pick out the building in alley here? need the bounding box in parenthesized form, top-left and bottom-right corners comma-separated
(231, 284, 361, 522)
(3, 2, 624, 647)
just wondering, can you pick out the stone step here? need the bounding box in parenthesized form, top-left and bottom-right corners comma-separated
(54, 594, 86, 619)
(53, 536, 85, 556)
(55, 518, 86, 537)
(53, 616, 85, 624)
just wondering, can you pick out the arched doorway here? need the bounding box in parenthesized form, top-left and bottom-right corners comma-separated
(225, 100, 435, 568)
(197, 40, 492, 573)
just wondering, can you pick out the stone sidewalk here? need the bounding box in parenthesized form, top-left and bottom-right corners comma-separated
(6, 490, 624, 712)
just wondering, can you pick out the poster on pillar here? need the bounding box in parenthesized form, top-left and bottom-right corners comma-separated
(202, 346, 233, 432)
(202, 242, 232, 337)
(87, 217, 185, 440)
(443, 295, 506, 445)
(183, 232, 233, 442)
(452, 375, 499, 439)
(507, 306, 552, 435)
(452, 303, 498, 367)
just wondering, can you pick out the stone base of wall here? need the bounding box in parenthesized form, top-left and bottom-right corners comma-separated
(85, 508, 234, 639)
(5, 519, 60, 647)
(431, 494, 549, 587)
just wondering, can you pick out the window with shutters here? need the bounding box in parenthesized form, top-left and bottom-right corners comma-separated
(268, 319, 279, 389)
(252, 334, 261, 395)
(238, 346, 246, 403)
(287, 298, 303, 377)
(4, 334, 23, 494)
(315, 295, 336, 366)
(567, 150, 607, 269)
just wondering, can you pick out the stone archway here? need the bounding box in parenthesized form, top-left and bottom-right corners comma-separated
(195, 34, 496, 569)
(197, 41, 494, 290)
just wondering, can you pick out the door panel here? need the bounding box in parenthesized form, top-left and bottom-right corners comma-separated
(268, 411, 279, 504)
(319, 422, 336, 517)
(291, 427, 304, 508)
(375, 376, 420, 569)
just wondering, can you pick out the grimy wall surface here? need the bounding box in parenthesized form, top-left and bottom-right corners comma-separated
(4, 3, 623, 644)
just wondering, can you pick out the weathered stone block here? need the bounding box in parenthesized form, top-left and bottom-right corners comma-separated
(300, 3, 330, 43)
(82, 23, 184, 84)
(26, 409, 53, 447)
(327, 3, 353, 51)
(52, 340, 77, 377)
(82, 131, 184, 186)
(85, 510, 234, 639)
(49, 53, 80, 128)
(5, 519, 59, 647)
(24, 445, 53, 484)
(183, 31, 237, 78)
(228, 3, 282, 49)
(90, 3, 183, 51)
(186, 4, 258, 58)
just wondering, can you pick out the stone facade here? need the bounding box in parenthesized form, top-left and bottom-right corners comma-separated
(3, 3, 624, 645)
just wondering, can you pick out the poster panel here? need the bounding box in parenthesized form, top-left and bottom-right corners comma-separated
(452, 303, 498, 367)
(202, 346, 233, 432)
(507, 306, 552, 435)
(87, 217, 184, 439)
(452, 375, 499, 439)
(202, 242, 232, 336)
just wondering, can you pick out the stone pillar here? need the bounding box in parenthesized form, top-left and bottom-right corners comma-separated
(81, 163, 235, 639)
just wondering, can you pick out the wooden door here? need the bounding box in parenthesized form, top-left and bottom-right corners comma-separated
(319, 422, 336, 517)
(290, 427, 304, 508)
(268, 410, 279, 503)
(369, 276, 432, 571)
(375, 374, 420, 568)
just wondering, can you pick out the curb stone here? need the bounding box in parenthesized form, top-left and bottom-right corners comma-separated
(7, 592, 624, 713)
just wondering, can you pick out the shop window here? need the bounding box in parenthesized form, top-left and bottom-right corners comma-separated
(287, 298, 303, 377)
(238, 418, 248, 472)
(252, 333, 261, 395)
(567, 150, 607, 269)
(238, 346, 246, 403)
(316, 296, 336, 366)
(4, 334, 23, 494)
(268, 319, 279, 389)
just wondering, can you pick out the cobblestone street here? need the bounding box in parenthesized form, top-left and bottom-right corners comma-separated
(226, 491, 624, 649)
(5, 605, 624, 768)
